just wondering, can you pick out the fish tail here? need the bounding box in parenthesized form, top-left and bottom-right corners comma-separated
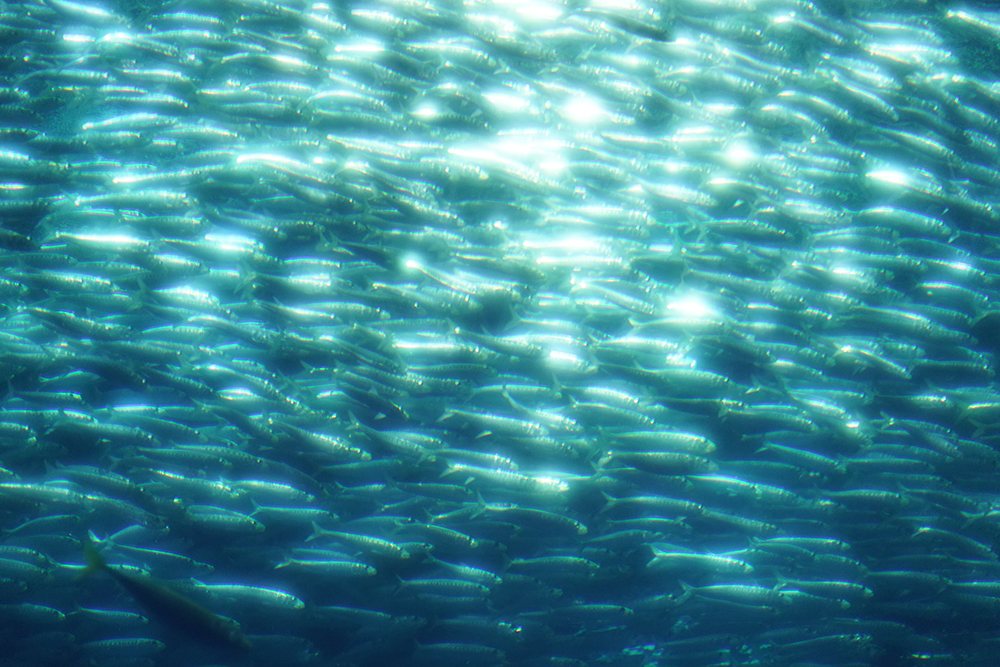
(677, 580, 695, 605)
(77, 536, 107, 580)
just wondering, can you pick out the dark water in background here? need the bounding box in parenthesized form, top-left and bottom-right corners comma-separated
(2, 0, 1000, 665)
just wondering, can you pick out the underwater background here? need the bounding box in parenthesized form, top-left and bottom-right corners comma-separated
(2, 0, 1000, 665)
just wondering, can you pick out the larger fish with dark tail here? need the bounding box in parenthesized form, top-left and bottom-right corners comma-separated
(79, 538, 252, 654)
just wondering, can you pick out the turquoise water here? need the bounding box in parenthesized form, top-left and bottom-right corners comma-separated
(1, 0, 1000, 665)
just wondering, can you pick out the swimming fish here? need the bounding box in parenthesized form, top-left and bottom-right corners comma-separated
(79, 538, 252, 654)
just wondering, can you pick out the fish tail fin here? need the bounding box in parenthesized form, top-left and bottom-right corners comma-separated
(78, 536, 106, 580)
(596, 490, 616, 515)
(678, 580, 695, 605)
(306, 520, 334, 543)
(235, 261, 258, 299)
(648, 542, 671, 558)
(471, 491, 488, 519)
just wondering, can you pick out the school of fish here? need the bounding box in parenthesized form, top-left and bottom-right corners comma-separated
(2, 0, 1000, 665)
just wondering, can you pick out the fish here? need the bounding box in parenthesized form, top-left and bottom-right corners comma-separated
(0, 0, 999, 665)
(78, 538, 251, 654)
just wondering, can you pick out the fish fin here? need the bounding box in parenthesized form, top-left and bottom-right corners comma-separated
(971, 420, 987, 439)
(677, 580, 695, 604)
(235, 260, 258, 299)
(589, 428, 611, 463)
(471, 491, 488, 519)
(495, 550, 512, 574)
(648, 543, 671, 558)
(496, 303, 521, 334)
(390, 573, 405, 597)
(500, 386, 522, 412)
(961, 510, 987, 530)
(134, 277, 150, 305)
(344, 411, 363, 432)
(596, 490, 616, 515)
(305, 520, 329, 543)
(77, 535, 106, 580)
